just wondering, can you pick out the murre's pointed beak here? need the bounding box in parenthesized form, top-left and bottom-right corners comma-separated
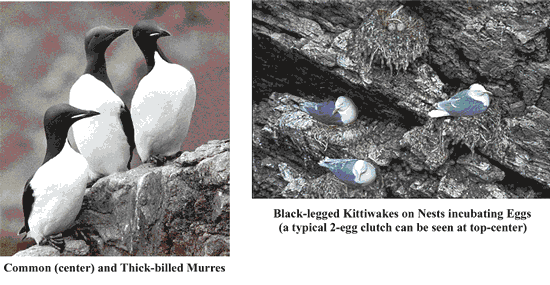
(106, 28, 129, 42)
(88, 110, 101, 117)
(332, 107, 340, 115)
(114, 28, 129, 36)
(151, 29, 171, 38)
(72, 110, 100, 121)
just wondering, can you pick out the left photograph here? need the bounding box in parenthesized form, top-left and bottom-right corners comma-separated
(0, 2, 229, 256)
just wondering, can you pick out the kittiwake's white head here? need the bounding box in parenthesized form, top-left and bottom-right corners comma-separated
(468, 83, 491, 105)
(469, 83, 490, 94)
(352, 160, 376, 185)
(333, 96, 358, 124)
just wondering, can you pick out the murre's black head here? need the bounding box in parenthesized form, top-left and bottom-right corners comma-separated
(132, 20, 172, 72)
(43, 104, 100, 164)
(84, 26, 129, 56)
(132, 20, 171, 47)
(83, 26, 128, 89)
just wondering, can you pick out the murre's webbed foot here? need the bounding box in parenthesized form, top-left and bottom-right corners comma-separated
(148, 155, 167, 166)
(40, 233, 65, 252)
(86, 179, 100, 188)
(70, 227, 93, 244)
(165, 151, 183, 161)
(148, 152, 183, 166)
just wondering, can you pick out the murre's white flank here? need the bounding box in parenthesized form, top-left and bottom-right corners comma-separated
(131, 20, 197, 164)
(69, 26, 135, 181)
(19, 104, 99, 251)
(428, 83, 492, 118)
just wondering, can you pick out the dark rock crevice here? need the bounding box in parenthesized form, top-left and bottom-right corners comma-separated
(253, 33, 423, 128)
(476, 149, 550, 198)
(252, 17, 304, 40)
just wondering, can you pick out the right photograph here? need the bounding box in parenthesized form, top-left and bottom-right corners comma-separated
(252, 0, 550, 198)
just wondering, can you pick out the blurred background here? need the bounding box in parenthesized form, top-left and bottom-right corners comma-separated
(0, 2, 229, 255)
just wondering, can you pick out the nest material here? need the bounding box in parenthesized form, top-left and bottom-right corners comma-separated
(350, 5, 429, 83)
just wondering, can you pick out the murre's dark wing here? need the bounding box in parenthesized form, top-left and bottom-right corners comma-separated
(18, 176, 35, 236)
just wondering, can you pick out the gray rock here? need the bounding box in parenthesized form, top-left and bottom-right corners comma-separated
(479, 184, 510, 199)
(13, 245, 60, 257)
(482, 106, 550, 187)
(457, 154, 506, 183)
(400, 125, 449, 171)
(62, 240, 89, 256)
(509, 101, 526, 116)
(438, 175, 468, 198)
(16, 140, 230, 256)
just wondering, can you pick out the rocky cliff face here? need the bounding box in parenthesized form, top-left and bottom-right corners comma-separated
(14, 139, 230, 256)
(253, 1, 550, 198)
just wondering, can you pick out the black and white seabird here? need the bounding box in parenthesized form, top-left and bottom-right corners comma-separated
(19, 104, 100, 251)
(131, 20, 197, 164)
(69, 26, 135, 181)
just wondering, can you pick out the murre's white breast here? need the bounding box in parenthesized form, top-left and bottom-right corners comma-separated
(131, 52, 197, 162)
(70, 74, 131, 179)
(27, 141, 90, 244)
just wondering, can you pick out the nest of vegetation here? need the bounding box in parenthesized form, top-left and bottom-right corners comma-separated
(350, 5, 429, 84)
